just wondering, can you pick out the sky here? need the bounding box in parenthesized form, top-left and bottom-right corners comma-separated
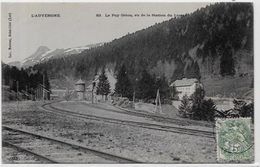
(1, 2, 210, 63)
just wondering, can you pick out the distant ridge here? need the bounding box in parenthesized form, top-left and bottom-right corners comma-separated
(8, 43, 104, 68)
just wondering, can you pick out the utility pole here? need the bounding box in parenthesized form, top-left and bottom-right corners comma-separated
(16, 80, 19, 111)
(92, 88, 94, 104)
(16, 81, 19, 99)
(43, 74, 45, 100)
(133, 78, 138, 109)
(133, 90, 135, 103)
(92, 81, 96, 104)
(26, 85, 28, 100)
(133, 90, 135, 109)
(155, 89, 162, 113)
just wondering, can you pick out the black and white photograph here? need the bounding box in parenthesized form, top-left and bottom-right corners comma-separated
(1, 1, 256, 164)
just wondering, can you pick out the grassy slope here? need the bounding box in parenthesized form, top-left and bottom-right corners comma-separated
(202, 75, 253, 98)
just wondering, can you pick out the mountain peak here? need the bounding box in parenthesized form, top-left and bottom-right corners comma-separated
(27, 45, 50, 59)
(20, 43, 104, 68)
(36, 46, 50, 52)
(22, 46, 50, 67)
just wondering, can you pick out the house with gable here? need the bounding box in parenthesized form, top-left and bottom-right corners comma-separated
(170, 78, 203, 100)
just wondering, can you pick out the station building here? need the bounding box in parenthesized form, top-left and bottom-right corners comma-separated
(170, 78, 203, 100)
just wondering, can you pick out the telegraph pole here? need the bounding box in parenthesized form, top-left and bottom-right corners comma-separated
(26, 85, 28, 100)
(155, 89, 162, 113)
(16, 80, 19, 111)
(43, 74, 45, 100)
(92, 81, 96, 104)
(133, 78, 138, 109)
(133, 91, 135, 103)
(16, 81, 19, 99)
(132, 90, 136, 109)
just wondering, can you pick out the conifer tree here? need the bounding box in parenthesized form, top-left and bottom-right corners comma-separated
(96, 68, 111, 99)
(43, 70, 51, 99)
(43, 71, 51, 91)
(136, 70, 156, 100)
(154, 75, 170, 102)
(178, 95, 192, 118)
(115, 64, 133, 99)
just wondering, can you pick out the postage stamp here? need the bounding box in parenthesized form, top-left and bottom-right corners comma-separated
(216, 118, 253, 162)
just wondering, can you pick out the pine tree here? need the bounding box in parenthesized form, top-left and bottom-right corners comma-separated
(96, 68, 111, 99)
(154, 75, 170, 103)
(200, 99, 216, 121)
(136, 70, 156, 100)
(190, 87, 216, 121)
(43, 70, 51, 99)
(178, 95, 192, 118)
(115, 64, 133, 100)
(190, 87, 205, 119)
(43, 71, 50, 91)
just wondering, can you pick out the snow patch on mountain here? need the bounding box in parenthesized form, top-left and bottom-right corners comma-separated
(11, 43, 104, 68)
(64, 46, 90, 54)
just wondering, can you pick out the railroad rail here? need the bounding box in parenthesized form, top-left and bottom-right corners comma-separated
(3, 141, 57, 163)
(2, 126, 140, 163)
(81, 102, 213, 127)
(41, 102, 215, 138)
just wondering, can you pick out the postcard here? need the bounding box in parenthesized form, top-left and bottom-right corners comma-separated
(1, 2, 256, 164)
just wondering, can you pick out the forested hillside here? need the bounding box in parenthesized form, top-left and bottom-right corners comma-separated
(34, 3, 253, 97)
(2, 63, 51, 97)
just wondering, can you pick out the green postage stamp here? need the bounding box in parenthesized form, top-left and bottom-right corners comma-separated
(216, 117, 253, 162)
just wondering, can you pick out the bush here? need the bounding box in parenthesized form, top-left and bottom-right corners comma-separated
(64, 89, 74, 101)
(193, 98, 216, 121)
(162, 99, 173, 105)
(233, 99, 254, 122)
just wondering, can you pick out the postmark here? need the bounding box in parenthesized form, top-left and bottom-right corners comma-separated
(216, 117, 253, 162)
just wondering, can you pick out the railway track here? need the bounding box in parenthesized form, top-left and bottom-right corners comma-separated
(3, 141, 56, 163)
(81, 102, 213, 127)
(41, 102, 215, 138)
(2, 126, 140, 163)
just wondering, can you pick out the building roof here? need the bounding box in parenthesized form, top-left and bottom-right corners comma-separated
(75, 79, 85, 85)
(170, 78, 198, 87)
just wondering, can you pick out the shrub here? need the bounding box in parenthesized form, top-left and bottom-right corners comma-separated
(64, 89, 74, 101)
(162, 99, 173, 105)
(193, 98, 216, 121)
(233, 99, 254, 122)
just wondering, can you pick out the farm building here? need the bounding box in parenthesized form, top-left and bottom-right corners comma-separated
(170, 78, 203, 100)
